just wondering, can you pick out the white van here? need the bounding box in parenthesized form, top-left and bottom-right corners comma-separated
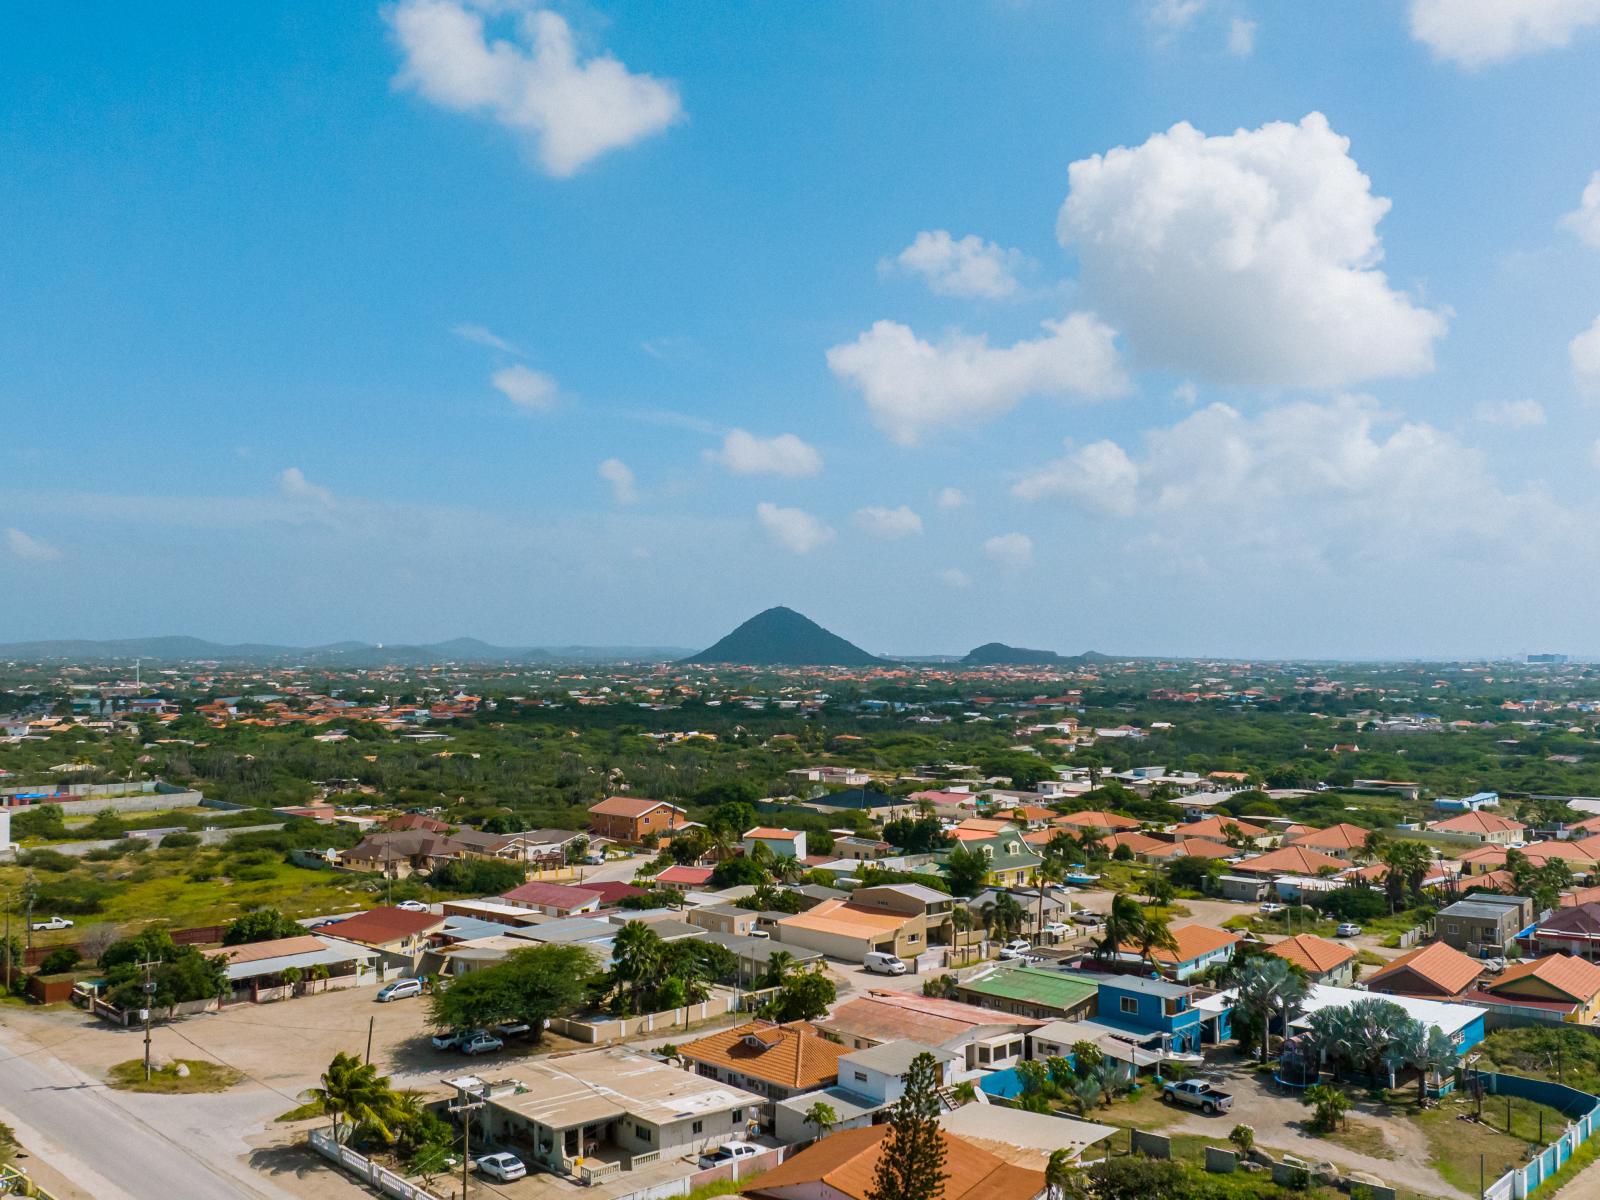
(863, 951, 907, 975)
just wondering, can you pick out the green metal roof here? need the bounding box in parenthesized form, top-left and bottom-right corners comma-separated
(959, 966, 1099, 1010)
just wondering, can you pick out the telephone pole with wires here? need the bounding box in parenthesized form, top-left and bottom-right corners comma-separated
(137, 958, 162, 1081)
(448, 1085, 488, 1199)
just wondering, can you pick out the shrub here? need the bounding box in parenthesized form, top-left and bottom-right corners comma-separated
(17, 848, 76, 873)
(429, 858, 526, 895)
(37, 946, 82, 975)
(160, 832, 202, 849)
(31, 880, 112, 915)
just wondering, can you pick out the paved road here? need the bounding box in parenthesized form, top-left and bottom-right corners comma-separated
(0, 1020, 292, 1200)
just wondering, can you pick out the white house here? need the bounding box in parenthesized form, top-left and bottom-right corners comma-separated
(743, 827, 807, 860)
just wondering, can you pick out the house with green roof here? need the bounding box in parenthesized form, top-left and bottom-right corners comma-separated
(937, 833, 1042, 888)
(950, 965, 1099, 1021)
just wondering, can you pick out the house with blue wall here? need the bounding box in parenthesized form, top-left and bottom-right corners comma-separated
(1083, 974, 1229, 1056)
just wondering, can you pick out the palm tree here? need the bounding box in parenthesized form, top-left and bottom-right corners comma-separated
(1093, 894, 1145, 962)
(1069, 1074, 1101, 1115)
(772, 855, 805, 885)
(1134, 911, 1180, 968)
(1035, 860, 1065, 938)
(760, 950, 797, 989)
(708, 826, 738, 864)
(610, 920, 663, 1015)
(308, 962, 330, 993)
(1045, 1148, 1081, 1200)
(302, 1051, 398, 1144)
(1076, 829, 1106, 863)
(1235, 957, 1307, 1062)
(803, 1100, 839, 1142)
(1410, 1024, 1458, 1106)
(1305, 1082, 1350, 1132)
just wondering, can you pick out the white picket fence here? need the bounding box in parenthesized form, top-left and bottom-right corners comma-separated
(308, 1126, 448, 1200)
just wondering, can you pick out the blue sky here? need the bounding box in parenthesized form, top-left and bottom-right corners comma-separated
(3, 1, 1600, 658)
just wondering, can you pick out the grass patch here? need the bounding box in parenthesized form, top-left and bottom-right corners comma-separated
(1412, 1092, 1561, 1196)
(276, 1100, 326, 1122)
(1315, 1117, 1395, 1160)
(684, 1176, 763, 1200)
(107, 1058, 242, 1094)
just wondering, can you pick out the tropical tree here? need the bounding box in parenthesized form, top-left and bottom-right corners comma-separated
(1408, 1024, 1459, 1105)
(1093, 894, 1146, 962)
(982, 893, 1026, 942)
(303, 1052, 399, 1144)
(943, 847, 990, 897)
(1070, 1041, 1104, 1074)
(1382, 841, 1434, 909)
(867, 1052, 948, 1200)
(1069, 1074, 1102, 1116)
(1306, 997, 1414, 1088)
(1305, 1083, 1350, 1133)
(803, 1100, 839, 1141)
(759, 950, 798, 989)
(1045, 1148, 1086, 1200)
(1228, 1124, 1254, 1158)
(771, 855, 805, 885)
(609, 920, 663, 1015)
(1134, 910, 1180, 967)
(1234, 957, 1309, 1062)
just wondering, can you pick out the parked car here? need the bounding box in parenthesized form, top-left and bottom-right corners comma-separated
(863, 950, 907, 975)
(376, 978, 424, 1002)
(461, 1032, 504, 1056)
(431, 1030, 471, 1051)
(1161, 1079, 1234, 1114)
(998, 939, 1032, 960)
(474, 1152, 527, 1182)
(584, 852, 606, 865)
(494, 1021, 532, 1039)
(1335, 922, 1362, 938)
(1258, 902, 1286, 915)
(747, 929, 771, 940)
(396, 900, 430, 913)
(30, 916, 73, 931)
(1482, 957, 1508, 974)
(698, 1141, 761, 1170)
(1072, 911, 1103, 926)
(1041, 921, 1071, 937)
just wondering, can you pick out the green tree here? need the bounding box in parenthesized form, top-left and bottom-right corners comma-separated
(1305, 1083, 1350, 1133)
(427, 944, 592, 1037)
(1092, 894, 1145, 962)
(303, 1052, 399, 1143)
(223, 907, 303, 945)
(1229, 1124, 1255, 1158)
(429, 857, 525, 895)
(867, 1051, 948, 1200)
(803, 1100, 838, 1141)
(760, 966, 836, 1022)
(943, 847, 990, 897)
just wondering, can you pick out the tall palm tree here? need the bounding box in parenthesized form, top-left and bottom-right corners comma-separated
(1235, 957, 1307, 1062)
(1093, 894, 1145, 961)
(303, 1051, 398, 1144)
(1134, 910, 1180, 968)
(1045, 1148, 1080, 1200)
(610, 920, 663, 1015)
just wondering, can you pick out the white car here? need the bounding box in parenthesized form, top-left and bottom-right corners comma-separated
(1335, 922, 1362, 938)
(30, 916, 73, 932)
(1041, 921, 1071, 937)
(475, 1152, 527, 1182)
(998, 939, 1031, 960)
(698, 1141, 761, 1170)
(1482, 957, 1508, 974)
(1258, 902, 1286, 915)
(431, 1030, 471, 1051)
(396, 900, 430, 913)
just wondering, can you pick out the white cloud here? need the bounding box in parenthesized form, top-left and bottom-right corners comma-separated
(452, 322, 521, 354)
(4, 528, 61, 562)
(1574, 315, 1600, 399)
(854, 505, 923, 539)
(1013, 396, 1575, 575)
(984, 532, 1034, 568)
(937, 567, 972, 588)
(597, 458, 638, 504)
(493, 363, 559, 410)
(1172, 381, 1199, 405)
(1472, 398, 1546, 428)
(388, 0, 682, 177)
(936, 486, 969, 510)
(1562, 171, 1600, 249)
(1148, 0, 1206, 34)
(707, 430, 823, 478)
(827, 314, 1126, 446)
(1227, 17, 1257, 55)
(278, 467, 334, 507)
(887, 230, 1026, 299)
(1409, 0, 1600, 67)
(755, 502, 834, 554)
(1057, 113, 1447, 390)
(1013, 440, 1141, 516)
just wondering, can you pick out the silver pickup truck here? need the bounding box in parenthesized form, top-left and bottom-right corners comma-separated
(1161, 1079, 1233, 1114)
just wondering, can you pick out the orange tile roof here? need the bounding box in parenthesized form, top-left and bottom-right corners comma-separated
(206, 935, 328, 965)
(1430, 811, 1527, 835)
(1174, 816, 1267, 840)
(1285, 823, 1371, 852)
(1487, 954, 1600, 1004)
(1054, 810, 1140, 830)
(1110, 923, 1239, 966)
(778, 898, 910, 938)
(821, 990, 1043, 1044)
(1171, 838, 1237, 859)
(1234, 845, 1349, 876)
(749, 1125, 1045, 1200)
(588, 795, 683, 818)
(678, 1020, 845, 1090)
(1365, 941, 1480, 996)
(323, 906, 443, 945)
(1267, 933, 1356, 975)
(745, 827, 803, 840)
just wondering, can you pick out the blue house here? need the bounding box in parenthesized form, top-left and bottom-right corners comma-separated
(1087, 975, 1220, 1056)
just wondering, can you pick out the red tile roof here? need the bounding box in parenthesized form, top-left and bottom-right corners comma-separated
(588, 796, 683, 818)
(322, 906, 443, 945)
(1364, 942, 1480, 997)
(500, 881, 604, 908)
(1267, 933, 1356, 975)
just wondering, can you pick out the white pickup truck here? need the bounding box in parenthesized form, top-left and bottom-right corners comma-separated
(1161, 1079, 1233, 1114)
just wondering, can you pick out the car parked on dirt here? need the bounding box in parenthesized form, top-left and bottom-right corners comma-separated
(30, 916, 73, 931)
(375, 978, 424, 1002)
(1335, 922, 1362, 937)
(1161, 1079, 1233, 1114)
(461, 1032, 504, 1056)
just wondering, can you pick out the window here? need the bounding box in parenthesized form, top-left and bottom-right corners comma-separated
(1120, 996, 1139, 1015)
(732, 1109, 743, 1123)
(692, 1121, 703, 1135)
(1446, 923, 1459, 935)
(854, 1071, 868, 1082)
(638, 1126, 653, 1144)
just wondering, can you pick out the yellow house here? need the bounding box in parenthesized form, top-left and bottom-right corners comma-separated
(1480, 954, 1600, 1024)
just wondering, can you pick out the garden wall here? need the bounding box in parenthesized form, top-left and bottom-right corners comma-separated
(308, 1127, 447, 1200)
(1475, 1071, 1600, 1199)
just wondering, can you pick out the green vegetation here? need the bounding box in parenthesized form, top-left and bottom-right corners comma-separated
(107, 1058, 242, 1093)
(867, 1051, 946, 1200)
(1476, 1026, 1600, 1094)
(427, 943, 593, 1034)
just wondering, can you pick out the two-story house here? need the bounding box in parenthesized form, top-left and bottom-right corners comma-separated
(771, 1040, 959, 1144)
(1435, 895, 1531, 956)
(587, 796, 688, 845)
(1086, 974, 1219, 1056)
(677, 1020, 845, 1108)
(743, 827, 808, 860)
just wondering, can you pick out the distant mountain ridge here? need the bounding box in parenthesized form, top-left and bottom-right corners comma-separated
(685, 607, 886, 666)
(960, 642, 1112, 666)
(0, 636, 692, 666)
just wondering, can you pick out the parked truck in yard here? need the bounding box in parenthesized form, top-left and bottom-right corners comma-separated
(1161, 1079, 1233, 1114)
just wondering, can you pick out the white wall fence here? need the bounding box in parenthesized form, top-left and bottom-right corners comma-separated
(549, 985, 780, 1044)
(610, 1144, 790, 1200)
(1476, 1072, 1600, 1200)
(308, 1127, 448, 1200)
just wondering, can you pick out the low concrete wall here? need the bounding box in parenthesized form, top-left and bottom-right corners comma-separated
(549, 987, 745, 1043)
(1131, 1130, 1171, 1159)
(1205, 1147, 1237, 1173)
(308, 1127, 447, 1200)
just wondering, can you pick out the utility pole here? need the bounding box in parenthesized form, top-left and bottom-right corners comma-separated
(448, 1086, 487, 1200)
(138, 958, 161, 1081)
(365, 1016, 374, 1065)
(23, 872, 37, 957)
(3, 886, 13, 994)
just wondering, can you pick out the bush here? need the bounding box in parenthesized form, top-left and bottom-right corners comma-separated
(12, 804, 67, 840)
(16, 848, 76, 873)
(31, 880, 112, 915)
(160, 832, 202, 849)
(429, 857, 526, 895)
(1321, 886, 1387, 922)
(37, 946, 82, 975)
